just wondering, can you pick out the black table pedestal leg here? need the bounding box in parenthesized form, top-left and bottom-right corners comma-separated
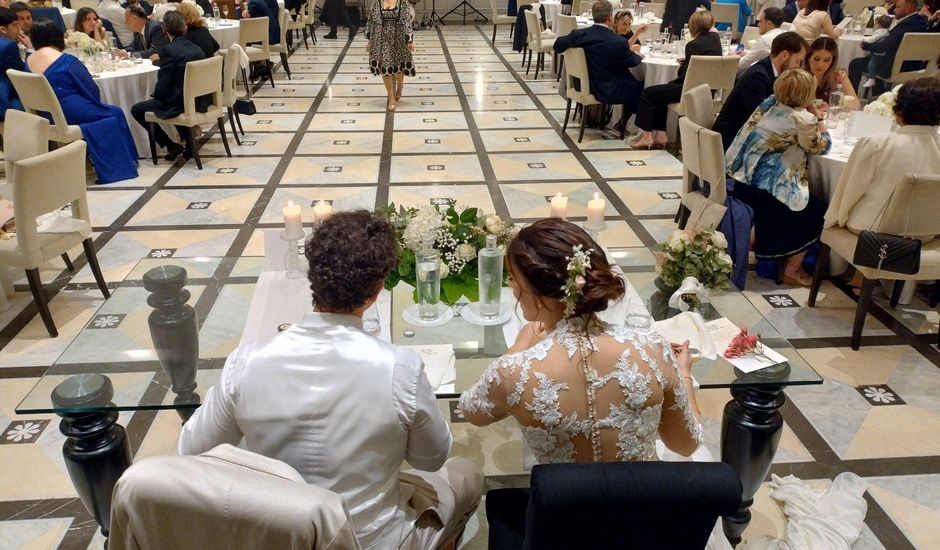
(721, 384, 785, 547)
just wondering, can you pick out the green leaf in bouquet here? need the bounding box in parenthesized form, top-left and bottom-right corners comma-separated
(385, 270, 400, 290)
(440, 279, 460, 305)
(446, 206, 459, 225)
(459, 207, 479, 224)
(453, 224, 471, 240)
(458, 272, 480, 302)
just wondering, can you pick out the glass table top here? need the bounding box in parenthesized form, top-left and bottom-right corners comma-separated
(16, 254, 822, 415)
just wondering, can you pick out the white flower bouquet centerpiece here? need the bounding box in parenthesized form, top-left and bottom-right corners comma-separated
(863, 83, 902, 119)
(65, 30, 107, 61)
(655, 228, 733, 306)
(380, 201, 515, 305)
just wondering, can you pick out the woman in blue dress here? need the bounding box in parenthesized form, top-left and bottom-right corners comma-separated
(26, 20, 138, 184)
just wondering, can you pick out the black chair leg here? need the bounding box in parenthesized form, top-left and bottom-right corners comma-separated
(889, 280, 904, 308)
(147, 122, 158, 165)
(853, 277, 876, 350)
(83, 238, 110, 299)
(534, 52, 541, 79)
(302, 27, 309, 49)
(217, 117, 232, 157)
(279, 52, 292, 79)
(227, 108, 241, 146)
(521, 46, 527, 67)
(526, 50, 532, 75)
(268, 61, 276, 88)
(241, 67, 252, 98)
(184, 127, 202, 170)
(930, 280, 940, 308)
(492, 25, 497, 43)
(808, 243, 830, 307)
(677, 205, 690, 230)
(556, 56, 564, 82)
(233, 109, 245, 136)
(25, 268, 57, 338)
(61, 253, 74, 272)
(578, 108, 586, 143)
(510, 24, 514, 39)
(562, 98, 571, 132)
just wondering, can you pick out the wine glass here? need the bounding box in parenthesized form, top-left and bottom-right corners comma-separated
(222, 4, 230, 21)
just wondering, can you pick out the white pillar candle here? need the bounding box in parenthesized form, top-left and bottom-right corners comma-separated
(282, 199, 304, 239)
(550, 193, 568, 219)
(586, 192, 605, 228)
(313, 201, 333, 223)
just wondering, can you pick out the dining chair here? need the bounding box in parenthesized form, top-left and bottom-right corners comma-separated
(524, 9, 556, 79)
(676, 116, 727, 230)
(883, 33, 940, 86)
(738, 25, 759, 47)
(268, 8, 292, 80)
(489, 0, 517, 43)
(562, 47, 602, 142)
(238, 16, 274, 91)
(222, 45, 245, 145)
(286, 1, 310, 49)
(0, 139, 110, 338)
(144, 56, 231, 170)
(682, 83, 717, 128)
(809, 173, 940, 349)
(30, 7, 67, 33)
(666, 55, 739, 140)
(711, 3, 740, 37)
(644, 2, 666, 18)
(553, 14, 577, 81)
(303, 0, 318, 45)
(6, 69, 83, 146)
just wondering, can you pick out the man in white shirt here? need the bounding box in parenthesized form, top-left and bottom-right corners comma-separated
(738, 7, 786, 70)
(97, 0, 134, 48)
(178, 210, 482, 550)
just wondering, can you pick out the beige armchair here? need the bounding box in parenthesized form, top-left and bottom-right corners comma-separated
(884, 33, 940, 86)
(489, 0, 516, 43)
(145, 56, 231, 170)
(286, 1, 311, 49)
(711, 3, 740, 37)
(222, 45, 245, 145)
(553, 14, 577, 82)
(6, 69, 83, 145)
(682, 83, 717, 128)
(676, 117, 727, 231)
(562, 47, 601, 142)
(666, 55, 739, 140)
(269, 8, 293, 80)
(239, 16, 274, 91)
(0, 139, 110, 338)
(109, 445, 362, 550)
(809, 173, 940, 349)
(524, 10, 556, 80)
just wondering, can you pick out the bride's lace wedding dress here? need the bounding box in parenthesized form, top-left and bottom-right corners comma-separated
(457, 316, 703, 463)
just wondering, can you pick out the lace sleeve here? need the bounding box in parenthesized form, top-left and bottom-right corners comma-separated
(652, 337, 704, 452)
(456, 355, 513, 426)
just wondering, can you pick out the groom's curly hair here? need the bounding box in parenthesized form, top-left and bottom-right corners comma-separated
(306, 210, 398, 312)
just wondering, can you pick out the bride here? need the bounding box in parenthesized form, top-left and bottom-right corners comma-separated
(457, 218, 703, 463)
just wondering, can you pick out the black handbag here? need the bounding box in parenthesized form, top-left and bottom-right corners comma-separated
(853, 231, 921, 275)
(234, 97, 257, 116)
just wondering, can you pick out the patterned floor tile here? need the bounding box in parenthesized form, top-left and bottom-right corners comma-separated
(489, 152, 590, 181)
(297, 132, 385, 155)
(125, 189, 261, 226)
(389, 154, 485, 183)
(281, 156, 381, 185)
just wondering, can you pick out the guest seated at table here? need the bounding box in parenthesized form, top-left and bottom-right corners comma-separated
(178, 0, 218, 58)
(25, 20, 139, 183)
(923, 0, 940, 31)
(714, 31, 807, 149)
(74, 7, 109, 44)
(631, 9, 721, 149)
(715, 0, 752, 35)
(738, 7, 785, 70)
(553, 1, 645, 111)
(179, 209, 483, 550)
(239, 0, 281, 45)
(10, 1, 29, 49)
(805, 37, 859, 110)
(124, 4, 168, 62)
(661, 0, 711, 36)
(98, 0, 133, 48)
(458, 218, 704, 462)
(824, 77, 940, 234)
(793, 0, 841, 42)
(726, 69, 831, 286)
(848, 0, 927, 96)
(783, 0, 806, 23)
(613, 8, 648, 49)
(130, 10, 206, 162)
(0, 7, 25, 122)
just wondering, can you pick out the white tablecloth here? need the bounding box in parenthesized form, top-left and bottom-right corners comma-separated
(94, 61, 160, 159)
(208, 20, 241, 51)
(60, 7, 76, 29)
(837, 33, 866, 69)
(631, 49, 681, 87)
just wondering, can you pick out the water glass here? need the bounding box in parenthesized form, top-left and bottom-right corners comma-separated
(362, 302, 381, 336)
(416, 251, 441, 321)
(825, 108, 841, 131)
(130, 51, 142, 64)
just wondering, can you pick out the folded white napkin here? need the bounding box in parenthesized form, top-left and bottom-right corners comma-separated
(653, 311, 718, 359)
(668, 276, 709, 311)
(36, 210, 91, 237)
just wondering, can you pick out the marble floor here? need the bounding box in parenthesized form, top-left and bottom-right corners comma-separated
(1, 24, 939, 550)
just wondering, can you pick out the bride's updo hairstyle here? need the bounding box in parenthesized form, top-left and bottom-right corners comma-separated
(508, 219, 625, 316)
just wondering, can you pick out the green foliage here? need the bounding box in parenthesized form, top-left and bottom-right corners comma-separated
(655, 228, 733, 290)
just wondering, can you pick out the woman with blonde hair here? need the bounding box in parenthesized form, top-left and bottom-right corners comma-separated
(632, 9, 722, 149)
(726, 69, 832, 285)
(177, 1, 219, 57)
(612, 9, 648, 49)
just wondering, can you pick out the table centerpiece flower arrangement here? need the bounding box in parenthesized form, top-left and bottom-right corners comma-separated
(654, 227, 733, 309)
(65, 30, 107, 61)
(863, 83, 902, 119)
(379, 201, 516, 305)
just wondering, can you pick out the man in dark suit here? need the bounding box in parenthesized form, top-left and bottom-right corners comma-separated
(124, 4, 169, 61)
(712, 32, 808, 149)
(848, 0, 928, 95)
(323, 0, 357, 39)
(0, 7, 25, 122)
(130, 10, 207, 161)
(553, 0, 644, 108)
(782, 0, 806, 22)
(240, 0, 283, 45)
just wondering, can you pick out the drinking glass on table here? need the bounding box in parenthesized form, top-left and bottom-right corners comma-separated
(222, 4, 230, 21)
(362, 302, 381, 337)
(130, 51, 142, 64)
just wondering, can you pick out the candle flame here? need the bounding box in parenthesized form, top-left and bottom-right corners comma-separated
(594, 192, 600, 200)
(287, 199, 295, 208)
(556, 192, 563, 198)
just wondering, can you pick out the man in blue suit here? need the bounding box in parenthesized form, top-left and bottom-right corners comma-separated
(848, 0, 928, 95)
(0, 7, 25, 122)
(240, 0, 281, 45)
(553, 0, 644, 109)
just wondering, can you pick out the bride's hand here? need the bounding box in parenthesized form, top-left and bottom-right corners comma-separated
(670, 340, 692, 378)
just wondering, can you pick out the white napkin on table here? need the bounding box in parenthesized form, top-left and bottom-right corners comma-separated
(653, 311, 718, 360)
(403, 344, 456, 391)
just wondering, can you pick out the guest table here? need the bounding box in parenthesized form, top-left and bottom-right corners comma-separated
(631, 46, 681, 87)
(94, 61, 160, 159)
(208, 19, 241, 51)
(837, 33, 866, 69)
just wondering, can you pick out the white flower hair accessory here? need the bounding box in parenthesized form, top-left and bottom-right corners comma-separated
(561, 245, 593, 318)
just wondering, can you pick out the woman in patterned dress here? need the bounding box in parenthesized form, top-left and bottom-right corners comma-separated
(457, 219, 704, 464)
(365, 0, 415, 111)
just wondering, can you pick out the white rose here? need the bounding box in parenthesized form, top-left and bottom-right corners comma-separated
(456, 243, 476, 260)
(718, 252, 733, 266)
(484, 214, 503, 234)
(666, 230, 691, 251)
(439, 262, 450, 279)
(711, 230, 728, 249)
